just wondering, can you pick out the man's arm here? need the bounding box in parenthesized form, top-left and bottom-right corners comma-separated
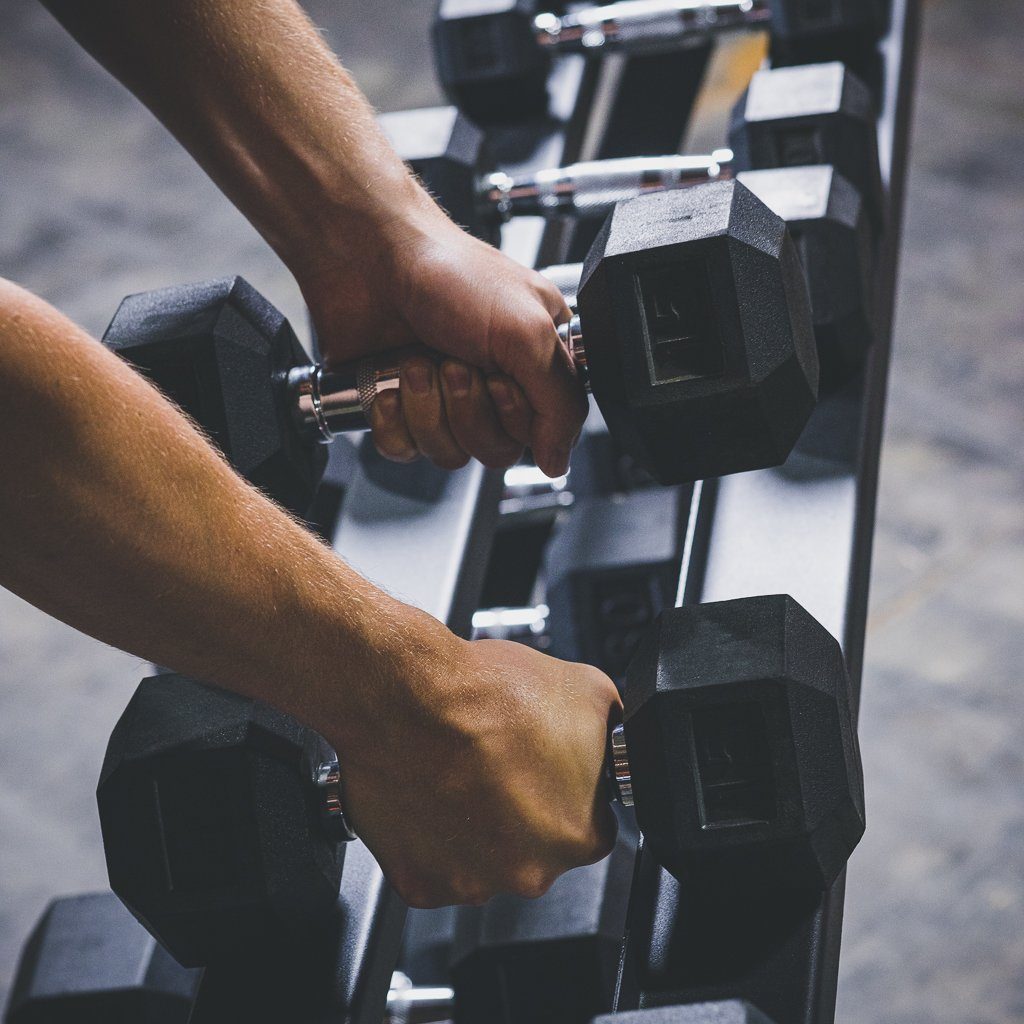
(0, 278, 416, 727)
(38, 0, 587, 478)
(0, 278, 617, 905)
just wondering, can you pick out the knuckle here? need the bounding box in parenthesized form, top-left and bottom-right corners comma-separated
(532, 312, 559, 344)
(450, 876, 495, 906)
(589, 824, 617, 864)
(583, 664, 619, 698)
(393, 878, 440, 910)
(509, 865, 555, 900)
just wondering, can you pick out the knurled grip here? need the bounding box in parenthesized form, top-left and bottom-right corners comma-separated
(356, 357, 380, 421)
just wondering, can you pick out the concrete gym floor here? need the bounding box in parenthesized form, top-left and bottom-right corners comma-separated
(1, 1, 1021, 1019)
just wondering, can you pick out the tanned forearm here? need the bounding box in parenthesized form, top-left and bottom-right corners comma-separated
(38, 0, 429, 291)
(38, 0, 586, 475)
(0, 279, 451, 744)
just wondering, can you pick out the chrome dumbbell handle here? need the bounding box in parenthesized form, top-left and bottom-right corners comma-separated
(610, 723, 634, 807)
(387, 972, 455, 1024)
(533, 0, 772, 54)
(312, 755, 359, 842)
(483, 150, 733, 221)
(288, 309, 584, 443)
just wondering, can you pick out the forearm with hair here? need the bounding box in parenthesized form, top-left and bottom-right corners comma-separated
(0, 279, 447, 742)
(38, 0, 426, 278)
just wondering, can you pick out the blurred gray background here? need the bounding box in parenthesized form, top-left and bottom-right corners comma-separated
(1, 1, 1022, 1019)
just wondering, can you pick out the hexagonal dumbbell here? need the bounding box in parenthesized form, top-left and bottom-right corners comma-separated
(730, 62, 885, 231)
(543, 486, 687, 682)
(432, 0, 887, 125)
(386, 64, 882, 236)
(96, 675, 353, 968)
(3, 892, 200, 1023)
(737, 164, 874, 387)
(104, 180, 818, 511)
(619, 595, 864, 888)
(1, 893, 457, 1024)
(451, 594, 865, 1024)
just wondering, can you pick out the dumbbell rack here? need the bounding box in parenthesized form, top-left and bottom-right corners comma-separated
(152, 5, 921, 1022)
(309, 2, 921, 1024)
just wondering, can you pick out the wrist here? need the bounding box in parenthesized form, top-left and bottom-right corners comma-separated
(294, 577, 464, 758)
(283, 171, 445, 298)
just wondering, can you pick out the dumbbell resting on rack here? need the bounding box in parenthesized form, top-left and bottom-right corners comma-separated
(2, 892, 200, 1024)
(104, 181, 817, 516)
(433, 0, 887, 124)
(387, 62, 884, 237)
(1, 894, 452, 1024)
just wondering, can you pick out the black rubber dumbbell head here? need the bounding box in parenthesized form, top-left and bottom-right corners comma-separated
(451, 824, 637, 1024)
(97, 676, 345, 967)
(622, 595, 865, 890)
(379, 106, 498, 244)
(738, 165, 875, 389)
(769, 0, 889, 64)
(592, 1002, 777, 1024)
(730, 62, 884, 231)
(103, 276, 326, 518)
(433, 0, 549, 125)
(578, 180, 818, 485)
(5, 892, 200, 1024)
(434, 1, 889, 127)
(544, 487, 686, 681)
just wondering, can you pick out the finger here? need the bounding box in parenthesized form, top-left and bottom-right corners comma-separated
(441, 361, 524, 469)
(369, 388, 418, 463)
(533, 270, 574, 324)
(400, 355, 470, 471)
(492, 314, 588, 478)
(486, 374, 533, 447)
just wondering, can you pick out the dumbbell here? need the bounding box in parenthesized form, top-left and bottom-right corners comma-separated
(104, 181, 818, 517)
(3, 893, 200, 1023)
(471, 485, 686, 666)
(388, 63, 880, 387)
(2, 893, 451, 1024)
(386, 62, 883, 237)
(544, 486, 687, 680)
(453, 594, 865, 1024)
(96, 675, 354, 968)
(433, 0, 887, 125)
